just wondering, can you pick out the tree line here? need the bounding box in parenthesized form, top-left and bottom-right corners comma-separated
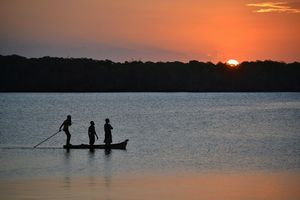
(0, 54, 299, 92)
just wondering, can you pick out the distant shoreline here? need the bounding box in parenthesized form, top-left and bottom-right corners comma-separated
(1, 55, 300, 92)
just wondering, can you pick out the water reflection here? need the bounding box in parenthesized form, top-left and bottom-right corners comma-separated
(104, 149, 112, 189)
(63, 150, 71, 189)
(89, 148, 95, 153)
(105, 148, 112, 157)
(88, 149, 96, 159)
(63, 176, 71, 189)
(88, 176, 96, 187)
(87, 149, 96, 177)
(64, 149, 71, 159)
(104, 175, 111, 189)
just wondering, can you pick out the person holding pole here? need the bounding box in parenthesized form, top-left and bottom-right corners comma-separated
(59, 115, 72, 146)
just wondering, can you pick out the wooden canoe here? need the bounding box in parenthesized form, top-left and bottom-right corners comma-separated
(63, 139, 129, 150)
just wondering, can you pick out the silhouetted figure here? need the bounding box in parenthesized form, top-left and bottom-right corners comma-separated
(88, 121, 98, 146)
(59, 115, 72, 146)
(104, 118, 113, 146)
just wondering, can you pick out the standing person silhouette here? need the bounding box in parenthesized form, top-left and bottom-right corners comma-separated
(104, 118, 113, 146)
(88, 121, 98, 146)
(59, 115, 72, 146)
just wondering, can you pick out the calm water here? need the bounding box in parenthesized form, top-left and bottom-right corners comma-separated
(0, 93, 300, 179)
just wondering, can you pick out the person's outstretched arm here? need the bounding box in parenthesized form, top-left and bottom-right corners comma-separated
(59, 122, 64, 131)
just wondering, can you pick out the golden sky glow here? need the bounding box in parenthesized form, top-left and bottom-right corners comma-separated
(247, 2, 300, 13)
(0, 0, 299, 62)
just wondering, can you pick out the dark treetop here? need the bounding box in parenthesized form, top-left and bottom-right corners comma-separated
(0, 55, 299, 92)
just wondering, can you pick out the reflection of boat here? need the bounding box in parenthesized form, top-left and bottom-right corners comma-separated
(63, 139, 129, 150)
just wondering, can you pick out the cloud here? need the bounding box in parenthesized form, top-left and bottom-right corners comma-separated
(247, 1, 300, 13)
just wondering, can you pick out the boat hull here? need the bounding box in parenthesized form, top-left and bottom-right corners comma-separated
(63, 139, 128, 150)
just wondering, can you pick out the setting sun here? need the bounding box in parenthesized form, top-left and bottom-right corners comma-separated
(226, 59, 239, 67)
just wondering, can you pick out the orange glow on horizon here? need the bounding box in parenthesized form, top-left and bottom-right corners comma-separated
(0, 1, 299, 62)
(226, 59, 239, 67)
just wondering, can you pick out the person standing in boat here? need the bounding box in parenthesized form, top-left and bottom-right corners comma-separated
(104, 118, 113, 146)
(59, 115, 72, 146)
(88, 121, 98, 146)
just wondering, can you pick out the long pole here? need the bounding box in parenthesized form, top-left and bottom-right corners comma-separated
(33, 131, 61, 148)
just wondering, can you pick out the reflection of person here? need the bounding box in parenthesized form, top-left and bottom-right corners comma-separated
(59, 115, 72, 146)
(88, 121, 98, 145)
(104, 118, 113, 145)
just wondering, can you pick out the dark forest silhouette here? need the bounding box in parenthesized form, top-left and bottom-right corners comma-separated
(0, 55, 299, 92)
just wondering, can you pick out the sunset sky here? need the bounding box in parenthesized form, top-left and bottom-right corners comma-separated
(1, 0, 299, 62)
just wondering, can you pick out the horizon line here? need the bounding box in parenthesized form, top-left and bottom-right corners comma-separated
(1, 54, 299, 64)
